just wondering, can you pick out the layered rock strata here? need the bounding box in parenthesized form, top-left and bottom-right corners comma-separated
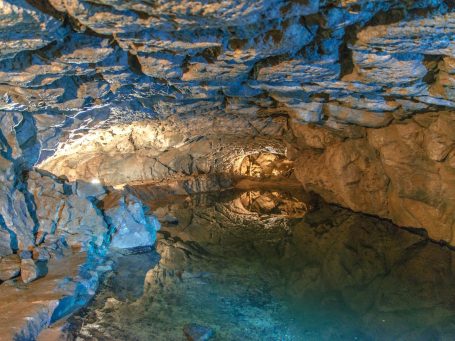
(292, 112, 455, 244)
(0, 0, 449, 243)
(2, 0, 455, 337)
(0, 4, 454, 339)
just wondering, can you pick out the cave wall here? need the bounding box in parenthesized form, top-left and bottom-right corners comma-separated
(0, 0, 454, 248)
(37, 116, 288, 185)
(291, 113, 455, 244)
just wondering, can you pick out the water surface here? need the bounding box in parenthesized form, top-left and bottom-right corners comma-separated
(66, 189, 455, 340)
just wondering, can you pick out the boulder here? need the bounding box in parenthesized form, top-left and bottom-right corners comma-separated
(0, 254, 21, 281)
(20, 259, 48, 284)
(107, 195, 160, 250)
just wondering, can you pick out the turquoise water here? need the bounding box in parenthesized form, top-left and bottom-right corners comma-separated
(66, 189, 455, 340)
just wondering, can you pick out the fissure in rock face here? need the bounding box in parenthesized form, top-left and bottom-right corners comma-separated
(0, 0, 454, 339)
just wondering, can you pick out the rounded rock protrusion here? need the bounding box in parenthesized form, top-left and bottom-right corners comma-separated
(20, 259, 48, 284)
(0, 254, 21, 281)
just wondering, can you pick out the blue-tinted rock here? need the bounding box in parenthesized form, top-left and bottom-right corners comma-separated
(107, 194, 160, 250)
(19, 250, 32, 259)
(183, 323, 215, 341)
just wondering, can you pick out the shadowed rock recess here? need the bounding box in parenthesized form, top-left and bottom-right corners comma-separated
(0, 0, 455, 339)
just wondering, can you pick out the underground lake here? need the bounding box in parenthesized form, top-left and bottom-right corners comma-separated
(54, 187, 455, 341)
(1, 0, 455, 340)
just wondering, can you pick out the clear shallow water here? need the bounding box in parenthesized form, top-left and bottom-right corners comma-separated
(66, 189, 455, 340)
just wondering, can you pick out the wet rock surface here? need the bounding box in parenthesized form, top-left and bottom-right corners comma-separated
(0, 170, 160, 339)
(183, 323, 215, 341)
(0, 0, 453, 253)
(61, 189, 455, 340)
(0, 0, 455, 338)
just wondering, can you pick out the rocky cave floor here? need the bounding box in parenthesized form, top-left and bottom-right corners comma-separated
(34, 185, 455, 341)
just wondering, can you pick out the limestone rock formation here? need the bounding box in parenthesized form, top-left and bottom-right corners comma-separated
(0, 254, 20, 281)
(0, 170, 158, 338)
(0, 0, 448, 243)
(0, 0, 455, 336)
(27, 171, 109, 249)
(106, 194, 160, 250)
(294, 113, 455, 244)
(20, 258, 47, 284)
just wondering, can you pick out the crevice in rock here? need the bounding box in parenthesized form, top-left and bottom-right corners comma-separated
(24, 0, 66, 21)
(423, 54, 443, 85)
(446, 0, 455, 10)
(127, 52, 145, 75)
(367, 9, 406, 27)
(0, 215, 18, 252)
(338, 24, 357, 78)
(199, 46, 222, 64)
(248, 54, 290, 80)
(18, 171, 40, 236)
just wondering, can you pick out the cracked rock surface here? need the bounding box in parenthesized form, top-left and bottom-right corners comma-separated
(0, 0, 455, 255)
(0, 0, 455, 336)
(0, 0, 453, 243)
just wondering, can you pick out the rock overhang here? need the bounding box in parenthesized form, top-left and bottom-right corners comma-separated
(0, 1, 454, 338)
(0, 0, 454, 252)
(0, 1, 454, 158)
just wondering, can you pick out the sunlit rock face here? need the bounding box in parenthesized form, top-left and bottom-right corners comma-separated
(0, 1, 454, 257)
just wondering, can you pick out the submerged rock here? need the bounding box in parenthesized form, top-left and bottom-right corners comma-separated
(183, 323, 215, 341)
(65, 190, 455, 340)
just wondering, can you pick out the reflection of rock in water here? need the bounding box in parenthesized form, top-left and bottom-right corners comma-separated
(67, 189, 455, 341)
(238, 190, 310, 217)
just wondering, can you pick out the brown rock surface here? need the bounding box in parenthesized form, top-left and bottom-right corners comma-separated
(294, 138, 389, 217)
(20, 259, 47, 284)
(293, 112, 455, 245)
(0, 252, 90, 340)
(0, 254, 21, 281)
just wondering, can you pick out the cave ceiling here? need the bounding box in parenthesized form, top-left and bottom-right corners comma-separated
(0, 0, 454, 168)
